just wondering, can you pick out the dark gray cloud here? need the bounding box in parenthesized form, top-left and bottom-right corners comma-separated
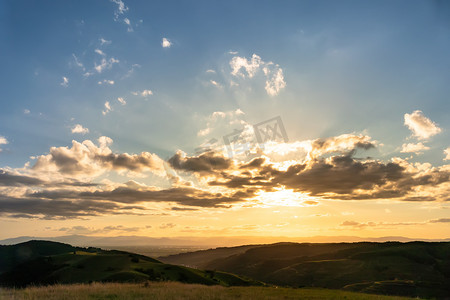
(168, 151, 232, 174)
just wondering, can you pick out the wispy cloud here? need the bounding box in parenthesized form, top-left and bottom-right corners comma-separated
(98, 79, 115, 85)
(132, 89, 153, 97)
(99, 38, 111, 45)
(95, 57, 119, 73)
(117, 97, 126, 105)
(162, 37, 172, 48)
(71, 124, 89, 135)
(60, 76, 69, 87)
(404, 110, 441, 140)
(72, 54, 85, 71)
(95, 49, 106, 56)
(102, 101, 112, 115)
(23, 109, 30, 115)
(111, 0, 128, 20)
(206, 69, 216, 74)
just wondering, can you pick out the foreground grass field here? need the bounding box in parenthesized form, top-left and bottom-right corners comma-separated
(0, 282, 412, 300)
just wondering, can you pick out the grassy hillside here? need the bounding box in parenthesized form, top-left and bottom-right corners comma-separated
(161, 241, 450, 298)
(0, 281, 412, 300)
(0, 240, 259, 288)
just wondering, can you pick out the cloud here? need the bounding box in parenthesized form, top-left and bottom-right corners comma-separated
(60, 76, 69, 87)
(229, 54, 286, 96)
(95, 49, 106, 56)
(124, 18, 133, 32)
(71, 124, 89, 135)
(32, 136, 165, 177)
(162, 38, 172, 48)
(168, 151, 232, 174)
(209, 80, 222, 88)
(404, 110, 441, 140)
(117, 97, 126, 105)
(206, 69, 216, 74)
(132, 89, 153, 97)
(111, 0, 128, 20)
(58, 225, 141, 234)
(98, 79, 115, 85)
(95, 57, 119, 73)
(444, 148, 450, 161)
(99, 38, 111, 45)
(72, 54, 85, 70)
(102, 101, 112, 115)
(0, 136, 8, 152)
(401, 142, 430, 154)
(159, 223, 176, 229)
(24, 109, 30, 114)
(264, 67, 286, 96)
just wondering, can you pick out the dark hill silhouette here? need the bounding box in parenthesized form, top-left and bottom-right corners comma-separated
(0, 240, 260, 288)
(161, 241, 450, 298)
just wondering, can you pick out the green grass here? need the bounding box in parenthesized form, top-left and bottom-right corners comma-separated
(0, 282, 413, 300)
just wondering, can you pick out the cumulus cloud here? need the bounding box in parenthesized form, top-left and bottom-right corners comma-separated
(162, 37, 172, 48)
(401, 142, 430, 154)
(32, 136, 165, 178)
(404, 110, 441, 140)
(71, 124, 89, 134)
(60, 76, 69, 87)
(102, 101, 112, 115)
(444, 148, 450, 161)
(230, 54, 286, 96)
(117, 97, 126, 105)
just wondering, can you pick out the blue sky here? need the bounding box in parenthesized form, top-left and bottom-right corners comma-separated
(0, 0, 449, 239)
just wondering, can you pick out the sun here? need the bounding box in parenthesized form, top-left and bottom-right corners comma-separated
(255, 188, 317, 207)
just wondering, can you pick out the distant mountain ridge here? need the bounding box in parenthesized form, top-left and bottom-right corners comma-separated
(1, 235, 449, 247)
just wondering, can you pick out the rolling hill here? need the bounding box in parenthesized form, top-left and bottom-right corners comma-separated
(161, 241, 450, 298)
(0, 240, 260, 288)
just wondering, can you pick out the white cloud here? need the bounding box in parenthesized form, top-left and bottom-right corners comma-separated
(123, 64, 141, 78)
(95, 49, 106, 56)
(60, 76, 69, 87)
(123, 18, 133, 32)
(230, 54, 262, 78)
(99, 38, 111, 45)
(162, 38, 172, 48)
(24, 109, 30, 115)
(111, 0, 128, 20)
(404, 110, 441, 140)
(264, 67, 286, 96)
(444, 148, 450, 161)
(72, 54, 84, 70)
(209, 80, 222, 88)
(71, 124, 89, 135)
(98, 79, 115, 85)
(117, 97, 126, 105)
(206, 69, 216, 74)
(132, 89, 153, 97)
(401, 142, 430, 154)
(0, 136, 8, 152)
(102, 101, 112, 115)
(228, 51, 238, 55)
(95, 57, 119, 73)
(230, 54, 286, 96)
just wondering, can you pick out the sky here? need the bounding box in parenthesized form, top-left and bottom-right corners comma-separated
(0, 0, 450, 241)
